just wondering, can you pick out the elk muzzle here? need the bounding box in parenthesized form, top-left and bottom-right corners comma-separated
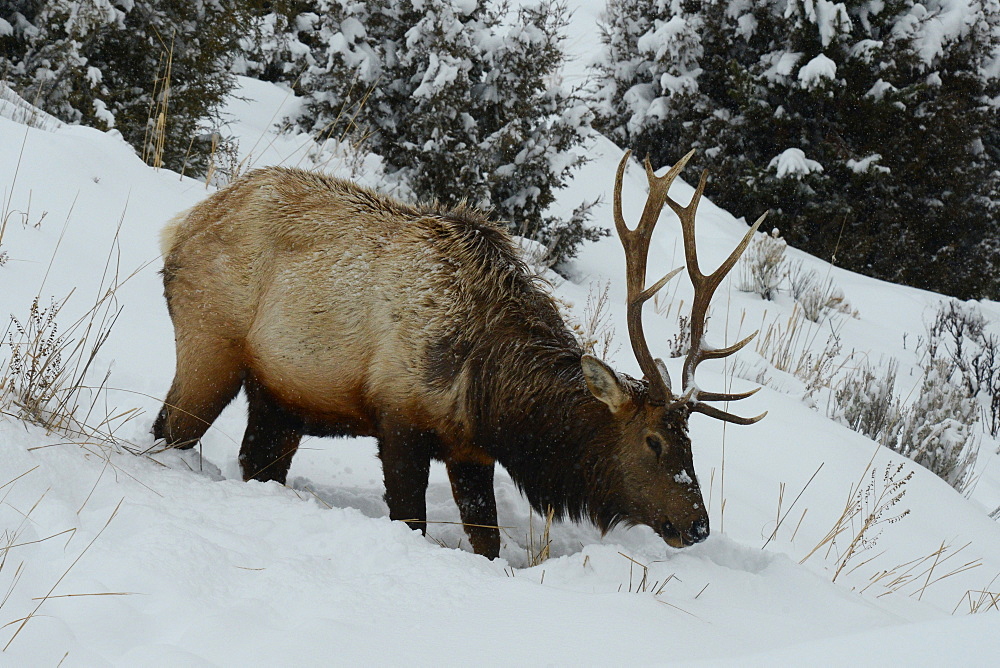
(659, 514, 709, 548)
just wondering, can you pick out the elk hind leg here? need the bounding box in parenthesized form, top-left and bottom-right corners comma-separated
(446, 460, 500, 559)
(239, 377, 303, 484)
(153, 336, 244, 449)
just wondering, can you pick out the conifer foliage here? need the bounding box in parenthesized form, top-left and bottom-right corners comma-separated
(1, 0, 252, 174)
(291, 0, 602, 266)
(595, 0, 1000, 299)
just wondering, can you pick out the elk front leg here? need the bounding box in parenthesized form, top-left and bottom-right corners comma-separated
(446, 460, 500, 559)
(378, 423, 434, 536)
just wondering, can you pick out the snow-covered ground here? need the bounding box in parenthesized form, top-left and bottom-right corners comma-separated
(3, 17, 1000, 668)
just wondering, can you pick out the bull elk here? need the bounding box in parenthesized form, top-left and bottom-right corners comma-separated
(153, 149, 766, 559)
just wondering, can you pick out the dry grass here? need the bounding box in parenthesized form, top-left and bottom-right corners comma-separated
(1, 217, 151, 446)
(526, 506, 555, 567)
(857, 540, 982, 601)
(617, 552, 674, 596)
(296, 74, 378, 173)
(616, 551, 699, 617)
(2, 499, 123, 651)
(761, 463, 824, 549)
(753, 304, 853, 396)
(954, 572, 1000, 613)
(204, 134, 252, 187)
(667, 308, 691, 358)
(787, 260, 855, 322)
(579, 280, 618, 359)
(777, 453, 986, 606)
(559, 280, 619, 360)
(142, 33, 174, 169)
(735, 229, 787, 300)
(0, 212, 8, 267)
(800, 454, 913, 583)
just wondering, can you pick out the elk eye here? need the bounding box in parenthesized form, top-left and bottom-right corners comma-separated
(646, 435, 663, 457)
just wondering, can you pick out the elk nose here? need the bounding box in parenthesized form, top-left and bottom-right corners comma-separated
(689, 517, 709, 543)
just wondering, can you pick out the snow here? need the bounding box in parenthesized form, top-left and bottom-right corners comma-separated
(893, 0, 978, 67)
(92, 98, 115, 128)
(2, 3, 1000, 665)
(768, 148, 824, 178)
(735, 13, 758, 40)
(865, 78, 897, 100)
(762, 51, 802, 83)
(453, 0, 479, 16)
(1, 82, 62, 130)
(411, 52, 463, 98)
(636, 17, 689, 60)
(814, 0, 853, 47)
(798, 53, 838, 89)
(847, 153, 890, 174)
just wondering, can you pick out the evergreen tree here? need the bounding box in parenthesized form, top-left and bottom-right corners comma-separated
(1, 0, 252, 174)
(295, 0, 602, 266)
(237, 0, 318, 84)
(596, 0, 1000, 299)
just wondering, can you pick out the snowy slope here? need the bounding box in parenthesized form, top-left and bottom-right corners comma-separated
(2, 43, 1000, 668)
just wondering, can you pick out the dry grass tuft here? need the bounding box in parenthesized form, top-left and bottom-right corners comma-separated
(861, 540, 982, 602)
(616, 552, 699, 617)
(579, 281, 618, 359)
(736, 228, 787, 300)
(667, 309, 691, 359)
(800, 454, 913, 583)
(526, 506, 555, 567)
(617, 552, 673, 596)
(954, 573, 1000, 614)
(1, 217, 151, 448)
(753, 304, 853, 397)
(559, 280, 619, 361)
(205, 134, 252, 187)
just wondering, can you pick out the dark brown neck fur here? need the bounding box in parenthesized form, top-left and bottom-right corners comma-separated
(467, 341, 631, 532)
(411, 199, 634, 531)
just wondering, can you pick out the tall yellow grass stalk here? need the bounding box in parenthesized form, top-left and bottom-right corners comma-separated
(526, 506, 555, 566)
(143, 34, 174, 169)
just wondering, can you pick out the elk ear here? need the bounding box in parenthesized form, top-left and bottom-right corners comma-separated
(582, 354, 630, 414)
(654, 357, 672, 394)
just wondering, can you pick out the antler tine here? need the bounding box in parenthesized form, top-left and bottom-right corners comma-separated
(699, 329, 757, 361)
(613, 150, 689, 404)
(697, 385, 760, 403)
(612, 150, 633, 240)
(692, 402, 768, 425)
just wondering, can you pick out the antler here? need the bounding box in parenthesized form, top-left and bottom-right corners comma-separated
(666, 160, 768, 425)
(613, 149, 689, 405)
(614, 149, 767, 424)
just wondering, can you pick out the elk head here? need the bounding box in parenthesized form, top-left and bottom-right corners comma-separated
(581, 149, 767, 548)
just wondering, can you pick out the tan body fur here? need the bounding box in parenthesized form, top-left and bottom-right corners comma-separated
(162, 171, 473, 446)
(154, 166, 712, 558)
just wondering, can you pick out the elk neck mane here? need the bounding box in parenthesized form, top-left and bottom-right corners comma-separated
(472, 341, 632, 533)
(420, 210, 632, 534)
